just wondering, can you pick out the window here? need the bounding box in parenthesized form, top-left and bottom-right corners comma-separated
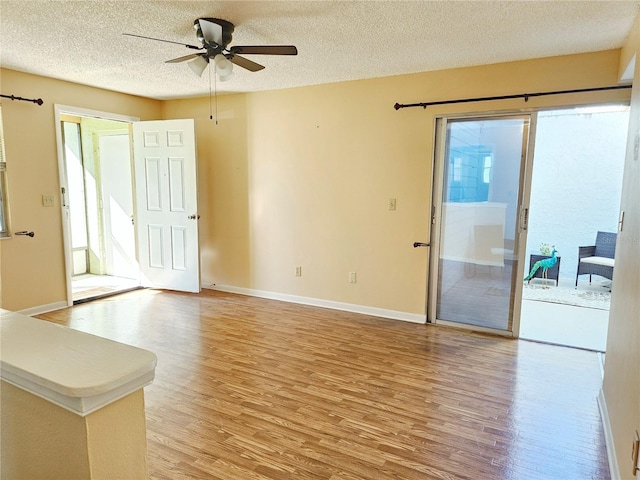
(482, 155, 492, 184)
(0, 104, 9, 238)
(447, 146, 492, 203)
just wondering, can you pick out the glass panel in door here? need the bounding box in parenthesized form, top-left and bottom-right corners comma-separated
(435, 116, 530, 331)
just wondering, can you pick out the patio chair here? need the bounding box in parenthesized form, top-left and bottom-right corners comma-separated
(575, 231, 616, 287)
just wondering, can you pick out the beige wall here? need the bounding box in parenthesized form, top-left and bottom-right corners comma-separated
(1, 381, 148, 479)
(2, 50, 629, 314)
(164, 49, 629, 315)
(602, 12, 640, 480)
(0, 69, 161, 311)
(0, 51, 631, 316)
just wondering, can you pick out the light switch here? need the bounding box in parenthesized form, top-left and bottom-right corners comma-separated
(42, 194, 55, 207)
(388, 198, 397, 211)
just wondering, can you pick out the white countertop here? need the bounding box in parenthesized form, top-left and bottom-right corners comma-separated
(0, 309, 157, 416)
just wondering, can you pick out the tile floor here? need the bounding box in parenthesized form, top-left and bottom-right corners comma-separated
(72, 274, 140, 303)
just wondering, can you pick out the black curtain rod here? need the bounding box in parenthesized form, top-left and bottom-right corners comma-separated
(0, 94, 44, 106)
(393, 84, 632, 111)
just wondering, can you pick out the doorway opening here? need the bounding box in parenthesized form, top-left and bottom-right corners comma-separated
(56, 106, 201, 305)
(57, 109, 140, 304)
(519, 104, 629, 352)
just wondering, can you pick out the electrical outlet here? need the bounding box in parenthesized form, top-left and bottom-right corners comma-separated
(42, 194, 55, 207)
(295, 266, 302, 277)
(349, 272, 357, 284)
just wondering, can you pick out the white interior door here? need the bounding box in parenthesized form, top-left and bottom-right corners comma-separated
(132, 119, 200, 293)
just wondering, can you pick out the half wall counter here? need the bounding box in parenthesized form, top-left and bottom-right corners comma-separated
(0, 309, 157, 479)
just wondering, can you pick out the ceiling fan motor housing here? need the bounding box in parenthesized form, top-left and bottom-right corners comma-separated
(194, 18, 235, 48)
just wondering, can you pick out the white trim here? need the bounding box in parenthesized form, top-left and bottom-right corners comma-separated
(54, 104, 139, 124)
(205, 284, 425, 324)
(598, 388, 621, 480)
(1, 369, 154, 417)
(597, 352, 606, 379)
(18, 301, 68, 317)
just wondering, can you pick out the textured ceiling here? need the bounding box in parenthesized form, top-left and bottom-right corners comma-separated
(1, 1, 639, 100)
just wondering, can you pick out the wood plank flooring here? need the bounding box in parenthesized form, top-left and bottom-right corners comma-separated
(36, 289, 609, 479)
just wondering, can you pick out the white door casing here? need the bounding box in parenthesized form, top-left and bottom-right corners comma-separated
(132, 119, 200, 293)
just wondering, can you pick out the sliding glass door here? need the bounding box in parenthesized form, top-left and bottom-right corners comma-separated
(429, 115, 532, 333)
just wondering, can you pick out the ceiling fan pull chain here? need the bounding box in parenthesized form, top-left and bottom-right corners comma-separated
(209, 59, 215, 123)
(213, 62, 218, 125)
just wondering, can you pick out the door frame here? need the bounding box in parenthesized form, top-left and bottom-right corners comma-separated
(427, 111, 537, 337)
(54, 105, 140, 307)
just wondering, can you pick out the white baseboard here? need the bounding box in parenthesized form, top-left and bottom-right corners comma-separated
(205, 284, 425, 324)
(18, 301, 69, 317)
(598, 388, 621, 480)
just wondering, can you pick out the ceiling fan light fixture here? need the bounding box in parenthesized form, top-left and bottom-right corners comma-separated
(214, 54, 233, 76)
(218, 71, 234, 82)
(188, 56, 209, 77)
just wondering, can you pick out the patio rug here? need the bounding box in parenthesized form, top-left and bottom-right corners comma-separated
(522, 284, 610, 310)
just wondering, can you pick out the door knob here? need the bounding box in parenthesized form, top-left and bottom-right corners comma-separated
(188, 214, 200, 220)
(413, 242, 430, 248)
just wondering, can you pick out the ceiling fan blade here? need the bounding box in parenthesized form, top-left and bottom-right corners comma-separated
(228, 54, 265, 72)
(198, 18, 223, 46)
(166, 53, 202, 64)
(229, 45, 298, 55)
(123, 33, 201, 50)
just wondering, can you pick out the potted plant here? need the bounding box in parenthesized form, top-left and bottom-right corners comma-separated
(539, 243, 552, 256)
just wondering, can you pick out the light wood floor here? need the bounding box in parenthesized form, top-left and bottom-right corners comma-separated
(37, 289, 610, 480)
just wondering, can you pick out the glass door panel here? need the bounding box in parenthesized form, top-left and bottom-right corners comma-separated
(62, 121, 90, 276)
(434, 116, 530, 332)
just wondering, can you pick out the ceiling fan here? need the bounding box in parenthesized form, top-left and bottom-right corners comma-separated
(124, 18, 298, 80)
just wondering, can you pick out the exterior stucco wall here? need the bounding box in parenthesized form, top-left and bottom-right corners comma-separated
(526, 107, 629, 282)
